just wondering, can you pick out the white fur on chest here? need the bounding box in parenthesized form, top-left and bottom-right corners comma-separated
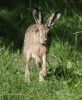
(31, 53, 36, 58)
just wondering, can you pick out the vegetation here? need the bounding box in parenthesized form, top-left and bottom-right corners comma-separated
(0, 0, 82, 100)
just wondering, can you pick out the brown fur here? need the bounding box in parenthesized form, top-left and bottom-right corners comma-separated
(23, 8, 61, 82)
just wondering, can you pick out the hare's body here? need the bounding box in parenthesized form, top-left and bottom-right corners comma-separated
(24, 24, 51, 58)
(23, 8, 61, 82)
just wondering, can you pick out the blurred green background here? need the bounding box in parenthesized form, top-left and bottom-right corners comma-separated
(0, 0, 82, 50)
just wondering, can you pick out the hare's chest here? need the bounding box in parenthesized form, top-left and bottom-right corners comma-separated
(31, 44, 47, 58)
(31, 53, 36, 58)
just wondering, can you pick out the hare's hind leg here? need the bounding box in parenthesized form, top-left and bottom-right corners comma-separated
(39, 54, 47, 83)
(25, 52, 31, 82)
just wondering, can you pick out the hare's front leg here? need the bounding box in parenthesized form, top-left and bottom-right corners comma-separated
(35, 54, 42, 67)
(25, 52, 31, 82)
(39, 54, 47, 82)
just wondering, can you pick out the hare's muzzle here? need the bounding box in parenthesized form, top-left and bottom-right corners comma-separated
(43, 39, 48, 44)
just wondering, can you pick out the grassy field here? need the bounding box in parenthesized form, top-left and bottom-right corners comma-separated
(0, 38, 82, 100)
(0, 1, 82, 99)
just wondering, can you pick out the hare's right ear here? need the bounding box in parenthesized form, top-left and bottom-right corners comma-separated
(33, 8, 43, 25)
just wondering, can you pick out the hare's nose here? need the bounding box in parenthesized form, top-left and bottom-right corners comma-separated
(43, 39, 47, 44)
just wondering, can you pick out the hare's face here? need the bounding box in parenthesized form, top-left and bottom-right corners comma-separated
(39, 25, 49, 44)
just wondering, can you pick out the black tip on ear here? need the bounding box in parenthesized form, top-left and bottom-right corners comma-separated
(52, 11, 61, 21)
(55, 11, 61, 15)
(33, 8, 40, 12)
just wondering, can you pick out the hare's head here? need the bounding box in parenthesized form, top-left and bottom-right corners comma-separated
(33, 8, 61, 44)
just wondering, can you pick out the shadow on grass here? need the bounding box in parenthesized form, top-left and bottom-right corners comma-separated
(47, 65, 80, 82)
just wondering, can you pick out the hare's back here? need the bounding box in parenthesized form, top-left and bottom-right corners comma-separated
(24, 24, 39, 48)
(25, 24, 38, 37)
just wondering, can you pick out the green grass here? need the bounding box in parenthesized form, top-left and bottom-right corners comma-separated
(0, 40, 82, 100)
(0, 0, 82, 100)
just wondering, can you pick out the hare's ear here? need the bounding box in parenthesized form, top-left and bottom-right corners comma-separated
(33, 8, 43, 25)
(46, 12, 61, 28)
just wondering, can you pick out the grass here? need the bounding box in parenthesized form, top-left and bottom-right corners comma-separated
(0, 3, 82, 99)
(0, 39, 82, 100)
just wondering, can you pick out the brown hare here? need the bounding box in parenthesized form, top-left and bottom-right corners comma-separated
(23, 8, 61, 82)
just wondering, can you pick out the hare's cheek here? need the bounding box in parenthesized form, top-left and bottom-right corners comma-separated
(40, 39, 43, 44)
(40, 40, 43, 44)
(39, 32, 42, 38)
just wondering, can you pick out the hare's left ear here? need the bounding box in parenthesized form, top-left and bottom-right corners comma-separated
(33, 8, 43, 25)
(46, 12, 61, 28)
